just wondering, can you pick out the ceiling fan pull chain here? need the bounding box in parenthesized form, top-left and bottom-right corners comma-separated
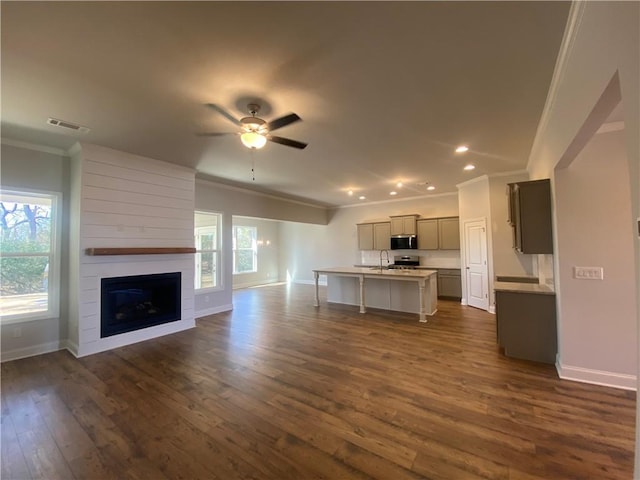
(251, 150, 256, 181)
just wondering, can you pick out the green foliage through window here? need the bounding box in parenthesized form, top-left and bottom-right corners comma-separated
(0, 191, 57, 319)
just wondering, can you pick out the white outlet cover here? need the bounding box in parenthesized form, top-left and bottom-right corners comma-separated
(573, 266, 604, 280)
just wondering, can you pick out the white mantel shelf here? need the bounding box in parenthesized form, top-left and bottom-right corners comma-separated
(312, 266, 438, 322)
(85, 247, 196, 256)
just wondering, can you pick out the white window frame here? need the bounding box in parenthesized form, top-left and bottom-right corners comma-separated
(232, 225, 257, 274)
(194, 211, 222, 292)
(0, 188, 61, 324)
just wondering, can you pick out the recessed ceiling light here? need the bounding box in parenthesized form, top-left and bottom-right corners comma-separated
(427, 186, 436, 191)
(348, 190, 353, 196)
(359, 196, 366, 200)
(390, 191, 398, 196)
(455, 145, 469, 153)
(464, 164, 476, 171)
(396, 182, 403, 188)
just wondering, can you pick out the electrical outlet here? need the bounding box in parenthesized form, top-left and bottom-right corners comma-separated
(573, 266, 604, 280)
(12, 327, 22, 338)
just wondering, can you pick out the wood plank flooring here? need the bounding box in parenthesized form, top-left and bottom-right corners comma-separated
(2, 283, 636, 479)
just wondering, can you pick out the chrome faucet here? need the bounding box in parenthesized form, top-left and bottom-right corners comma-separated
(379, 250, 390, 270)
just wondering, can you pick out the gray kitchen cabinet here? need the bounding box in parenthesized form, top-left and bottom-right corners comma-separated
(417, 217, 460, 250)
(390, 215, 418, 235)
(495, 290, 557, 364)
(357, 222, 390, 250)
(437, 269, 462, 299)
(357, 223, 374, 250)
(507, 179, 553, 254)
(417, 219, 439, 250)
(438, 217, 460, 250)
(373, 222, 391, 250)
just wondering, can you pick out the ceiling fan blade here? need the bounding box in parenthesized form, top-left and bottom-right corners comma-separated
(205, 103, 241, 126)
(268, 135, 308, 150)
(195, 132, 234, 137)
(267, 113, 301, 132)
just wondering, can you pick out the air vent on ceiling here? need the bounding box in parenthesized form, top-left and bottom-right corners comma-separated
(46, 117, 91, 134)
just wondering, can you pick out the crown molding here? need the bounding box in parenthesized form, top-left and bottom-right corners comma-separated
(456, 174, 489, 189)
(527, 1, 587, 171)
(337, 191, 457, 209)
(1, 137, 67, 156)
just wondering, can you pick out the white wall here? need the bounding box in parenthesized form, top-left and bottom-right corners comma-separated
(280, 193, 460, 284)
(522, 0, 639, 471)
(555, 129, 636, 384)
(0, 143, 71, 361)
(232, 216, 282, 288)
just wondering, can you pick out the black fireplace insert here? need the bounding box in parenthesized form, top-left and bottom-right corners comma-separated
(101, 272, 181, 338)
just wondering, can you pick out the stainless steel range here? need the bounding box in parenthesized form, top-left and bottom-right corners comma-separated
(389, 255, 420, 269)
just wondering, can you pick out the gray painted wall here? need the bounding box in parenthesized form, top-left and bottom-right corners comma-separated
(1, 143, 70, 360)
(194, 178, 330, 317)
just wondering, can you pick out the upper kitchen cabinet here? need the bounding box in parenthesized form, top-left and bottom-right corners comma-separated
(437, 217, 460, 250)
(357, 222, 391, 250)
(417, 217, 460, 250)
(417, 219, 438, 250)
(390, 215, 418, 235)
(508, 179, 553, 254)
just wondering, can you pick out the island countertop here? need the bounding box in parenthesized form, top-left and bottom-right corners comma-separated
(313, 266, 437, 278)
(312, 267, 438, 321)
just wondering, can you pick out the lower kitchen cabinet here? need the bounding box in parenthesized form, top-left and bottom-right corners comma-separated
(437, 269, 461, 299)
(495, 290, 557, 364)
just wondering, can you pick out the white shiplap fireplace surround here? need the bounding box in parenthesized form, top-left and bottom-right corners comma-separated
(68, 143, 196, 357)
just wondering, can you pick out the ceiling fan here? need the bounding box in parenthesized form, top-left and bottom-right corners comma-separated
(198, 103, 308, 150)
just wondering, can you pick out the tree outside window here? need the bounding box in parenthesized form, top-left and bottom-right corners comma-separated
(233, 226, 257, 274)
(0, 190, 59, 321)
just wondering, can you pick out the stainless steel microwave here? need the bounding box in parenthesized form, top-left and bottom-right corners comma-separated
(390, 235, 418, 250)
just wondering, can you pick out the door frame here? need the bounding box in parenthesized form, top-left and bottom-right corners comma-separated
(460, 217, 491, 312)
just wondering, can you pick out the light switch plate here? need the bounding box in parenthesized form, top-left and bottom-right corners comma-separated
(573, 266, 604, 280)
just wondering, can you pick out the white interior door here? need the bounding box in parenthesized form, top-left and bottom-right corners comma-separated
(464, 219, 489, 310)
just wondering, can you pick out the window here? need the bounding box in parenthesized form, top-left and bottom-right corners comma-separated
(233, 225, 257, 274)
(194, 212, 222, 290)
(0, 189, 60, 322)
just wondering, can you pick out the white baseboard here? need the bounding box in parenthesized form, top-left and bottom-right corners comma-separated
(488, 305, 496, 314)
(556, 361, 637, 391)
(295, 279, 327, 286)
(65, 339, 79, 357)
(195, 303, 233, 319)
(233, 280, 281, 290)
(460, 297, 468, 306)
(1, 340, 67, 363)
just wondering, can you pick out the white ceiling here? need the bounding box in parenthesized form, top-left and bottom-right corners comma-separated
(1, 1, 570, 207)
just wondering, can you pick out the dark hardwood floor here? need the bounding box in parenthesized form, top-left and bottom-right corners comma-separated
(2, 284, 636, 479)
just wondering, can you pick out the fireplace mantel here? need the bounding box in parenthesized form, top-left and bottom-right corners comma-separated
(85, 247, 196, 256)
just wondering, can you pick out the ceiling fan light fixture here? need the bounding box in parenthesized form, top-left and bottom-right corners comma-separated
(241, 131, 267, 149)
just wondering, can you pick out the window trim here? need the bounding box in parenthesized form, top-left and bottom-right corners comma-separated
(194, 211, 223, 293)
(0, 188, 62, 324)
(232, 225, 257, 275)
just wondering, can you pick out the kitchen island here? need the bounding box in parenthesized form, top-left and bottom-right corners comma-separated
(312, 267, 438, 322)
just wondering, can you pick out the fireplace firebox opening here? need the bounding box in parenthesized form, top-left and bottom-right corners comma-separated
(101, 272, 181, 338)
